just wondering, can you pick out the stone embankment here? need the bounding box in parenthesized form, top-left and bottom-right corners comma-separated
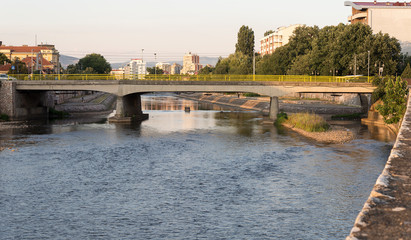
(55, 92, 116, 113)
(180, 93, 364, 116)
(346, 96, 411, 240)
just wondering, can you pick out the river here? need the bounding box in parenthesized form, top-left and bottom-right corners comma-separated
(0, 94, 395, 239)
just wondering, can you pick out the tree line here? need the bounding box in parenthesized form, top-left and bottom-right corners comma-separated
(206, 23, 411, 76)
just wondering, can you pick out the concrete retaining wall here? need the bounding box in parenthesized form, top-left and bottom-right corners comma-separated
(346, 96, 411, 240)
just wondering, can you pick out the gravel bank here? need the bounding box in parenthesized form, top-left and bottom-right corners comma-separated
(282, 123, 355, 144)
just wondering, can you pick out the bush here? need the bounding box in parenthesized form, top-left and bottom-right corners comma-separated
(243, 93, 261, 97)
(285, 112, 329, 132)
(376, 77, 408, 124)
(331, 113, 361, 120)
(275, 112, 288, 126)
(0, 114, 9, 121)
(49, 108, 69, 119)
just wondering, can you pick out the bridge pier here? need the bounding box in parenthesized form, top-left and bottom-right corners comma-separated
(108, 93, 148, 123)
(269, 96, 279, 121)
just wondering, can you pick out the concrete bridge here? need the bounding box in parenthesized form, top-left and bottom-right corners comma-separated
(0, 79, 375, 122)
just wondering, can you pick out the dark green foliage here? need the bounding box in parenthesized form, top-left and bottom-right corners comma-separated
(243, 92, 260, 97)
(8, 58, 28, 74)
(376, 77, 408, 124)
(235, 25, 255, 57)
(0, 114, 9, 121)
(48, 108, 69, 119)
(401, 63, 411, 79)
(0, 53, 11, 65)
(371, 75, 387, 104)
(257, 23, 401, 76)
(275, 112, 288, 126)
(198, 65, 215, 74)
(146, 67, 164, 75)
(214, 52, 252, 74)
(66, 53, 111, 74)
(264, 30, 274, 37)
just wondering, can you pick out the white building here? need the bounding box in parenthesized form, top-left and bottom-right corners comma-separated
(129, 59, 147, 75)
(181, 52, 202, 74)
(345, 1, 411, 52)
(155, 62, 171, 74)
(260, 24, 303, 56)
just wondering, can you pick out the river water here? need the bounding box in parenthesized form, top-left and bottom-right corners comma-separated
(0, 94, 395, 239)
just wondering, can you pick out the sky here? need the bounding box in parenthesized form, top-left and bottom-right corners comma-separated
(0, 0, 352, 63)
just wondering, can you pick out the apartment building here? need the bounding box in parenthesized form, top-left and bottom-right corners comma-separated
(260, 24, 303, 56)
(155, 62, 171, 74)
(181, 52, 202, 74)
(345, 1, 411, 51)
(0, 42, 60, 72)
(170, 63, 182, 74)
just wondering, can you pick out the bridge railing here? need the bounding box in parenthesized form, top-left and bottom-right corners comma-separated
(9, 74, 371, 83)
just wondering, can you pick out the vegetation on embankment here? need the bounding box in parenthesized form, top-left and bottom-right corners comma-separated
(0, 113, 9, 121)
(371, 76, 408, 125)
(48, 108, 70, 119)
(278, 112, 329, 132)
(276, 112, 354, 143)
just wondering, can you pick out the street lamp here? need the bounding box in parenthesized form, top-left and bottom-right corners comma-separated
(154, 53, 157, 80)
(142, 49, 144, 62)
(367, 51, 370, 82)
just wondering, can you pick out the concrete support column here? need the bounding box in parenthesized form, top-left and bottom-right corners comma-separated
(109, 93, 148, 123)
(269, 96, 279, 121)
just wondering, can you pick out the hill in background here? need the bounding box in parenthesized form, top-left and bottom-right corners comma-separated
(60, 55, 219, 70)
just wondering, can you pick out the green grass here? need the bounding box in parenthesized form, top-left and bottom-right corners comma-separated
(285, 112, 329, 132)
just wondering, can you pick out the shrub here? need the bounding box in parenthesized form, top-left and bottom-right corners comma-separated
(285, 112, 329, 132)
(376, 77, 408, 124)
(243, 92, 261, 97)
(0, 114, 9, 121)
(275, 112, 288, 126)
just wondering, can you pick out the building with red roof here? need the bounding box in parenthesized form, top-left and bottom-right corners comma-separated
(0, 42, 60, 73)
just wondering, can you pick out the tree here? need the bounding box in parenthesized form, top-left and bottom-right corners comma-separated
(146, 67, 164, 75)
(199, 65, 214, 74)
(401, 63, 411, 79)
(0, 53, 10, 65)
(8, 58, 28, 74)
(235, 25, 255, 57)
(264, 30, 274, 37)
(77, 53, 111, 74)
(214, 57, 230, 74)
(376, 77, 408, 124)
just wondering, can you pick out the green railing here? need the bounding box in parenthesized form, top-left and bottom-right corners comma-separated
(9, 74, 371, 83)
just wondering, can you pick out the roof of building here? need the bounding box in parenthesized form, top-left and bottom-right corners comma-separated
(345, 1, 411, 10)
(0, 45, 50, 53)
(21, 57, 53, 66)
(0, 64, 11, 72)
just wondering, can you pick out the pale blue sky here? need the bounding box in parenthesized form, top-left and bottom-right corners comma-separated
(0, 0, 352, 63)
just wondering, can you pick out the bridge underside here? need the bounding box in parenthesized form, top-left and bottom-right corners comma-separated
(5, 80, 375, 122)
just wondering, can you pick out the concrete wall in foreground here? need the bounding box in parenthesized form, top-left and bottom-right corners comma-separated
(0, 80, 48, 119)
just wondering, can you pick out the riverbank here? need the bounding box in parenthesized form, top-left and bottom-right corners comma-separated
(179, 92, 364, 117)
(282, 123, 355, 144)
(346, 96, 411, 240)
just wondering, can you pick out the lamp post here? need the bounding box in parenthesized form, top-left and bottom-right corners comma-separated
(142, 49, 144, 62)
(367, 51, 370, 82)
(253, 50, 255, 81)
(154, 53, 157, 80)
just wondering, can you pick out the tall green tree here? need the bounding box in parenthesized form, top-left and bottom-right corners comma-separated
(0, 53, 11, 65)
(401, 63, 411, 79)
(77, 53, 111, 74)
(146, 67, 164, 75)
(376, 77, 408, 124)
(235, 25, 255, 57)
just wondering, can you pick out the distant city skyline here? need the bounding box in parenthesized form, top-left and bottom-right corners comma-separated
(1, 0, 352, 63)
